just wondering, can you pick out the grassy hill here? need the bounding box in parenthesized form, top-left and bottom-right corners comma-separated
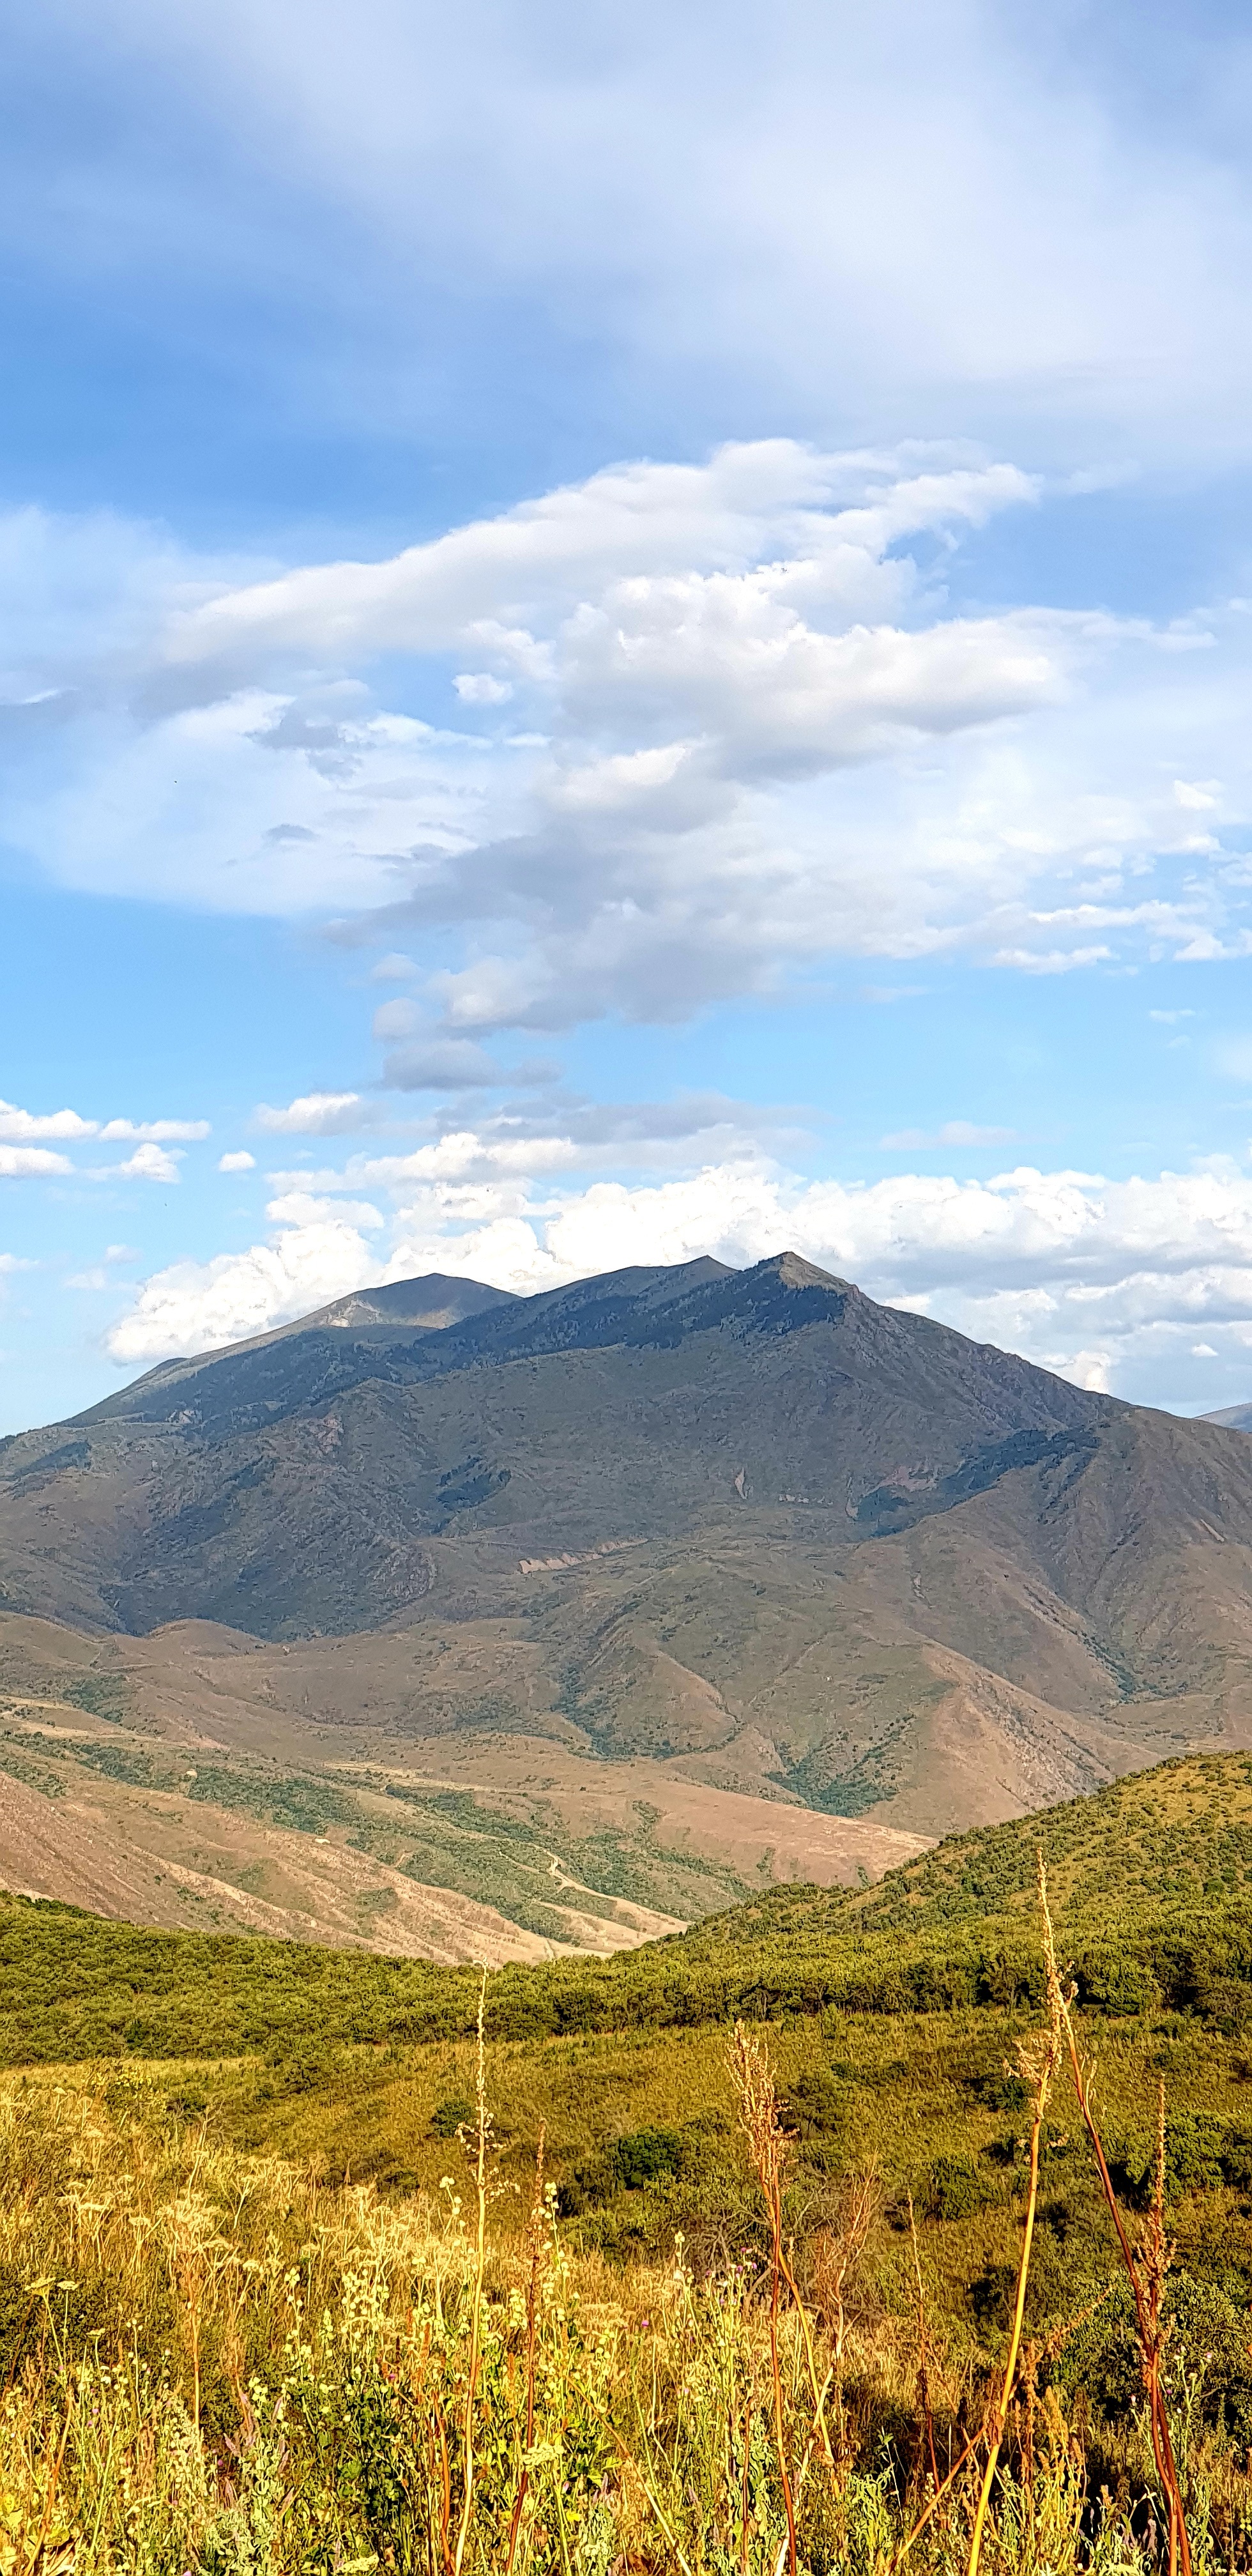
(7, 1749, 1252, 2070)
(700, 1744, 1252, 1938)
(9, 1746, 1252, 2290)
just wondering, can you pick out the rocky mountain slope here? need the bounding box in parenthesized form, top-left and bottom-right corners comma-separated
(3, 1250, 1252, 1905)
(1204, 1401, 1252, 1432)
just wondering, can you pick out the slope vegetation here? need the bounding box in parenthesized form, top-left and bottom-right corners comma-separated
(4, 1746, 1252, 2067)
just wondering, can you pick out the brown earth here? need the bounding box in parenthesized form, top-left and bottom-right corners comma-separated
(0, 1609, 931, 1954)
(0, 1761, 611, 1963)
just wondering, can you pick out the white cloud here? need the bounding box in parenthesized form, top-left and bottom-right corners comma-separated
(880, 1121, 1014, 1149)
(0, 1098, 94, 1142)
(6, 444, 1252, 1039)
(40, 1, 1252, 471)
(454, 672, 514, 704)
(93, 1142, 185, 1183)
(0, 1099, 209, 1170)
(0, 1146, 73, 1177)
(107, 1218, 381, 1360)
(69, 1245, 141, 1280)
(252, 1090, 380, 1135)
(218, 1149, 256, 1172)
(98, 1117, 211, 1141)
(125, 1143, 183, 1183)
(263, 1189, 384, 1230)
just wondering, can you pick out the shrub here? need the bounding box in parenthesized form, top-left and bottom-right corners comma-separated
(921, 2154, 994, 2221)
(780, 2066, 849, 2136)
(430, 2092, 475, 2139)
(612, 2126, 684, 2189)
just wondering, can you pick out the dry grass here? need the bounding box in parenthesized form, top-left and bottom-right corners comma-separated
(0, 1874, 1249, 2570)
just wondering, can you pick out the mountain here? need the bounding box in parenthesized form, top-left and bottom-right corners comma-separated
(78, 1269, 520, 1423)
(0, 1248, 1111, 1636)
(1203, 1402, 1252, 1432)
(4, 1249, 1252, 1892)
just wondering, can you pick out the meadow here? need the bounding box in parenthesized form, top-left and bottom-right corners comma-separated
(4, 1756, 1252, 2570)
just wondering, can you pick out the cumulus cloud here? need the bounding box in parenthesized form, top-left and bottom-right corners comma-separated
(0, 1098, 210, 1177)
(252, 1091, 381, 1135)
(218, 1149, 256, 1172)
(98, 1117, 211, 1141)
(88, 1142, 185, 1183)
(454, 672, 513, 704)
(10, 444, 1252, 1039)
(0, 1146, 73, 1177)
(264, 1188, 384, 1230)
(0, 1098, 95, 1142)
(107, 1218, 382, 1361)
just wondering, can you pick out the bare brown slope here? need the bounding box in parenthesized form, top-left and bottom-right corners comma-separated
(0, 1763, 605, 1963)
(0, 1611, 931, 1933)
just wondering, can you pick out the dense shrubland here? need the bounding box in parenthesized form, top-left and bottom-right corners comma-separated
(7, 1753, 1252, 2069)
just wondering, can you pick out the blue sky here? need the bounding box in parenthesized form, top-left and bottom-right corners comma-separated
(5, 0, 1252, 1432)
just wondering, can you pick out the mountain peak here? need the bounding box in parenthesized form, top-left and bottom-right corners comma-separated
(767, 1250, 849, 1294)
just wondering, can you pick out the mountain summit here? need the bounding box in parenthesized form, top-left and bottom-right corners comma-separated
(4, 1251, 1252, 1837)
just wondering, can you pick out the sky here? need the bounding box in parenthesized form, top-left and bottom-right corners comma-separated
(6, 0, 1252, 1432)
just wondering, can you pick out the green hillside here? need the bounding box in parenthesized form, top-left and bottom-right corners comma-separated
(6, 1749, 1252, 2071)
(731, 1745, 1252, 1933)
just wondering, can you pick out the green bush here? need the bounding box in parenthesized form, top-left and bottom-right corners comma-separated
(613, 2126, 683, 2189)
(430, 2092, 475, 2140)
(781, 2066, 848, 2136)
(921, 2154, 995, 2221)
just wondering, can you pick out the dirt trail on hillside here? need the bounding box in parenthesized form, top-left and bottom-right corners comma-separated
(0, 1768, 643, 1963)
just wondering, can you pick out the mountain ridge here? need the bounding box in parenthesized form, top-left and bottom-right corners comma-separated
(1204, 1400, 1252, 1432)
(4, 1250, 1252, 1871)
(0, 1250, 1120, 1639)
(76, 1270, 522, 1414)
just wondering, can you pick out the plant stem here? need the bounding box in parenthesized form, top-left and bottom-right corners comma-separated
(452, 1970, 489, 2576)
